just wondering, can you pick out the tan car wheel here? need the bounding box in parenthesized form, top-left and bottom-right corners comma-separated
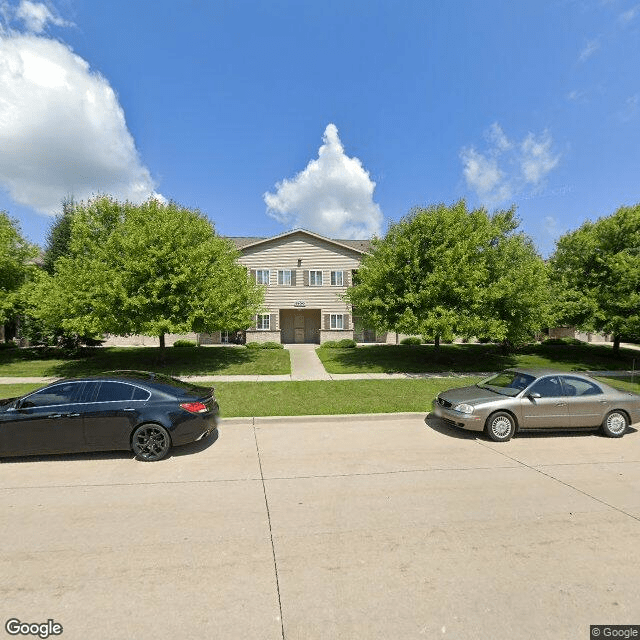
(602, 411, 628, 438)
(486, 411, 516, 442)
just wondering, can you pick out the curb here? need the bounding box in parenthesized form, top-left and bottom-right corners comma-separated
(221, 412, 427, 425)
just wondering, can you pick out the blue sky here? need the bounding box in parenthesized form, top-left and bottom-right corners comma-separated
(1, 0, 639, 255)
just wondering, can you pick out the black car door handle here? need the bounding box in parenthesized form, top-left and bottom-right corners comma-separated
(123, 408, 136, 412)
(68, 413, 80, 417)
(50, 413, 65, 418)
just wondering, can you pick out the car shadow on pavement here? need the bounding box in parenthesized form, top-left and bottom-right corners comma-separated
(424, 414, 481, 440)
(0, 428, 220, 464)
(424, 414, 638, 441)
(167, 427, 219, 458)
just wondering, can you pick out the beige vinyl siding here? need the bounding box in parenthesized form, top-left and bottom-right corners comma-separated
(238, 233, 362, 314)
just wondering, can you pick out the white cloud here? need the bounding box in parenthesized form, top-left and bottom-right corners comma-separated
(618, 93, 639, 122)
(460, 147, 512, 204)
(579, 37, 600, 61)
(521, 131, 560, 183)
(460, 124, 560, 206)
(264, 124, 383, 239)
(486, 122, 511, 151)
(14, 1, 70, 33)
(0, 32, 162, 215)
(619, 4, 640, 24)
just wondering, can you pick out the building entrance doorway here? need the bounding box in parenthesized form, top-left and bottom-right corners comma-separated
(280, 309, 321, 344)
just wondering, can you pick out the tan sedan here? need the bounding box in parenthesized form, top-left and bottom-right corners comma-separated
(432, 368, 640, 442)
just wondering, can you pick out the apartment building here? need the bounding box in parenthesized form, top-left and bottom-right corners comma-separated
(228, 229, 373, 344)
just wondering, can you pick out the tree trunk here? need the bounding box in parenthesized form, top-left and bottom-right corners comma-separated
(613, 334, 621, 355)
(433, 334, 440, 359)
(158, 333, 166, 364)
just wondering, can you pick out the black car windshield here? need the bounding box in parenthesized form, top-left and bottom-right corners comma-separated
(477, 371, 536, 397)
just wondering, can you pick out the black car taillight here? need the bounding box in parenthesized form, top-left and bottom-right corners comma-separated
(180, 402, 208, 414)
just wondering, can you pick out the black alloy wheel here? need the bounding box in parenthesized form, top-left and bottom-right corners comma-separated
(132, 424, 171, 461)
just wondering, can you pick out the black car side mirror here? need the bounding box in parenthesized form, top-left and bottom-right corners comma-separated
(527, 392, 541, 400)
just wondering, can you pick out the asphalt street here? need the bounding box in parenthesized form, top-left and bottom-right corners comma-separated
(1, 414, 639, 640)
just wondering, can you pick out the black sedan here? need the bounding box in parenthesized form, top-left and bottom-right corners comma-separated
(0, 371, 219, 461)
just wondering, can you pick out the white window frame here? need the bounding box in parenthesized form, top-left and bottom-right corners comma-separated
(256, 269, 270, 285)
(330, 314, 344, 329)
(309, 270, 323, 286)
(278, 269, 292, 285)
(256, 314, 270, 330)
(330, 271, 344, 286)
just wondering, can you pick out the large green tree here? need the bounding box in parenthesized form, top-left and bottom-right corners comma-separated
(43, 198, 75, 275)
(0, 211, 37, 330)
(550, 204, 640, 353)
(31, 196, 264, 350)
(346, 200, 551, 351)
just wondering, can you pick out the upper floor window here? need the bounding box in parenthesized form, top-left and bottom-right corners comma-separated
(330, 271, 344, 286)
(256, 269, 270, 285)
(278, 270, 292, 285)
(309, 270, 323, 286)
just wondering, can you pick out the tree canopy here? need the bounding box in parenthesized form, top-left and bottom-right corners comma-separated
(346, 201, 551, 350)
(0, 211, 37, 327)
(42, 198, 75, 275)
(29, 196, 264, 348)
(550, 203, 640, 352)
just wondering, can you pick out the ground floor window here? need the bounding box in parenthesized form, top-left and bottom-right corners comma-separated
(257, 314, 270, 330)
(330, 313, 344, 329)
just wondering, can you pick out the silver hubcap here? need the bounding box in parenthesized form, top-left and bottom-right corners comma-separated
(607, 413, 626, 434)
(492, 417, 512, 438)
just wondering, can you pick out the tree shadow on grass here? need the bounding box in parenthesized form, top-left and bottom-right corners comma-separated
(321, 344, 517, 374)
(0, 346, 279, 378)
(320, 343, 637, 375)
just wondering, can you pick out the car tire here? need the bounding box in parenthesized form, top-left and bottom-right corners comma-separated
(132, 424, 171, 461)
(601, 410, 628, 438)
(486, 411, 516, 442)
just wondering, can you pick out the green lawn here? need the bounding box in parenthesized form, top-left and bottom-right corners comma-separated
(0, 346, 290, 378)
(205, 378, 482, 416)
(317, 343, 639, 374)
(0, 378, 480, 415)
(1, 375, 638, 416)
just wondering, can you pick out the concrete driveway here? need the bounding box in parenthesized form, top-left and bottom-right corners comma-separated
(1, 416, 639, 640)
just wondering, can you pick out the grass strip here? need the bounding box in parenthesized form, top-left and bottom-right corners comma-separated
(213, 378, 481, 417)
(1, 376, 637, 418)
(0, 346, 290, 377)
(317, 343, 639, 374)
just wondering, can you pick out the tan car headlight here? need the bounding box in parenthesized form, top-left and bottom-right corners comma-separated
(454, 403, 474, 415)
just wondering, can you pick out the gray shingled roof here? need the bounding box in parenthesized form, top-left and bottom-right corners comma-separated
(225, 232, 371, 253)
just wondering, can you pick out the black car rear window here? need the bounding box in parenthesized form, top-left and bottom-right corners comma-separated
(96, 371, 211, 399)
(95, 381, 149, 402)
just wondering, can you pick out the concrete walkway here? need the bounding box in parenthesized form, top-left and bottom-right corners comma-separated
(284, 343, 331, 380)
